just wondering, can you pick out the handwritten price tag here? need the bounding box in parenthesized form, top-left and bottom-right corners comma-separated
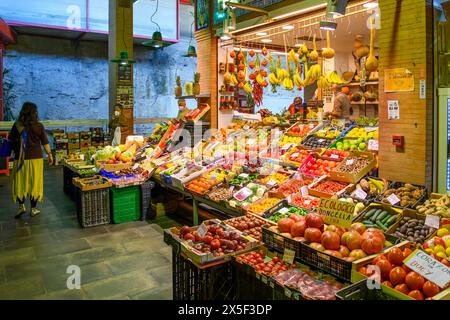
(301, 186, 309, 196)
(267, 179, 277, 187)
(197, 224, 208, 238)
(330, 154, 339, 159)
(354, 188, 368, 200)
(425, 215, 440, 229)
(368, 139, 379, 151)
(132, 163, 140, 170)
(304, 200, 312, 205)
(346, 159, 354, 166)
(239, 173, 249, 178)
(283, 248, 296, 264)
(278, 207, 289, 214)
(404, 249, 450, 288)
(387, 193, 401, 205)
(290, 153, 299, 158)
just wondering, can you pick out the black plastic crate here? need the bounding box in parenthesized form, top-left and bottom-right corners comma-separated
(140, 181, 155, 220)
(262, 225, 302, 258)
(232, 258, 274, 300)
(172, 248, 235, 300)
(63, 166, 79, 200)
(76, 187, 110, 227)
(335, 279, 397, 300)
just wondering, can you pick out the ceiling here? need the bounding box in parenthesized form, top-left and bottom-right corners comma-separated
(229, 1, 379, 55)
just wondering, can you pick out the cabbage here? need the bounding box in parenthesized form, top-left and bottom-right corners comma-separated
(93, 146, 120, 161)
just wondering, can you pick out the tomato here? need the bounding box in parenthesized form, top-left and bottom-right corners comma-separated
(389, 267, 407, 286)
(394, 284, 410, 295)
(387, 247, 404, 266)
(373, 254, 388, 265)
(358, 267, 368, 276)
(405, 272, 425, 291)
(422, 281, 440, 298)
(272, 256, 280, 263)
(376, 259, 393, 281)
(263, 267, 271, 273)
(408, 290, 424, 300)
(402, 247, 413, 259)
(382, 281, 393, 288)
(210, 239, 221, 250)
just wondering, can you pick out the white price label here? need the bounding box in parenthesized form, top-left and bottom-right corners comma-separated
(261, 276, 268, 284)
(132, 163, 139, 170)
(278, 207, 289, 214)
(364, 127, 378, 133)
(229, 186, 235, 193)
(404, 249, 450, 289)
(425, 215, 440, 230)
(243, 125, 250, 130)
(267, 179, 277, 186)
(368, 140, 379, 151)
(283, 248, 296, 264)
(354, 188, 368, 200)
(387, 193, 401, 205)
(290, 153, 299, 158)
(197, 224, 208, 238)
(330, 154, 339, 159)
(301, 186, 309, 196)
(287, 195, 292, 203)
(317, 139, 325, 143)
(239, 173, 249, 178)
(304, 200, 312, 205)
(282, 143, 293, 151)
(346, 159, 354, 166)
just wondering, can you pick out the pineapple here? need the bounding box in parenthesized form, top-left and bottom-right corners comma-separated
(175, 76, 182, 97)
(193, 72, 200, 95)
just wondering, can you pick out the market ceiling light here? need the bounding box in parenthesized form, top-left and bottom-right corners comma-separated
(320, 20, 337, 31)
(363, 2, 378, 9)
(111, 50, 135, 65)
(272, 3, 327, 20)
(294, 43, 304, 47)
(256, 32, 267, 36)
(220, 32, 232, 41)
(326, 0, 348, 18)
(282, 25, 295, 30)
(261, 38, 272, 43)
(142, 0, 166, 49)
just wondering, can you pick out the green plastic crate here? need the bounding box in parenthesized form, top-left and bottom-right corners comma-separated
(110, 186, 141, 223)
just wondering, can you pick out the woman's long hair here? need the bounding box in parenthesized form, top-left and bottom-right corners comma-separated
(18, 102, 39, 131)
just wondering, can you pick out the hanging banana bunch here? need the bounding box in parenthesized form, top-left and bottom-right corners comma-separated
(282, 49, 294, 91)
(255, 53, 265, 85)
(293, 61, 304, 89)
(288, 49, 298, 65)
(326, 71, 346, 85)
(317, 75, 330, 89)
(276, 55, 288, 82)
(268, 54, 280, 93)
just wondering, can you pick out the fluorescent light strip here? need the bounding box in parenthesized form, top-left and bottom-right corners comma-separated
(282, 25, 295, 30)
(256, 32, 267, 36)
(272, 3, 327, 20)
(233, 47, 288, 56)
(261, 38, 273, 43)
(363, 2, 379, 9)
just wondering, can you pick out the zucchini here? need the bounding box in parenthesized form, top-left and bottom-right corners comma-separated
(376, 211, 388, 222)
(370, 209, 382, 222)
(362, 220, 376, 227)
(380, 214, 391, 225)
(385, 215, 398, 227)
(376, 220, 388, 231)
(364, 209, 377, 219)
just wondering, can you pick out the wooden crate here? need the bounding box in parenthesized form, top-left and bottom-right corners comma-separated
(330, 151, 376, 184)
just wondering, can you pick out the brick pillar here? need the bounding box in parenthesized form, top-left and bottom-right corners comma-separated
(378, 0, 434, 188)
(109, 0, 134, 139)
(195, 29, 218, 128)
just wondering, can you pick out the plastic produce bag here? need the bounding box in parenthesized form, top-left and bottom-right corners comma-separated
(112, 127, 121, 146)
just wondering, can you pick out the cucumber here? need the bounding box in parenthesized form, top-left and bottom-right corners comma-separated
(370, 209, 382, 222)
(362, 220, 376, 227)
(376, 220, 388, 231)
(385, 215, 398, 227)
(376, 211, 388, 222)
(364, 209, 377, 219)
(381, 214, 391, 225)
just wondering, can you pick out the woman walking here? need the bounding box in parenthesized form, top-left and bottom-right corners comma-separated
(9, 102, 53, 218)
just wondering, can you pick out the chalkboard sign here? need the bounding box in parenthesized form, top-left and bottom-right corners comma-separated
(118, 64, 132, 82)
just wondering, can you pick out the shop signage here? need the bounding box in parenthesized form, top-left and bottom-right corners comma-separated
(195, 0, 209, 31)
(318, 198, 355, 228)
(385, 68, 415, 92)
(388, 100, 400, 120)
(404, 249, 450, 288)
(368, 139, 379, 151)
(118, 64, 132, 82)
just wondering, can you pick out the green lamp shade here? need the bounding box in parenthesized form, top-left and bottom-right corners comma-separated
(142, 31, 164, 48)
(185, 45, 197, 57)
(111, 50, 136, 64)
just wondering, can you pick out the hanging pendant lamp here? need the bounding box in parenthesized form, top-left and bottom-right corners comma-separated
(184, 17, 197, 58)
(111, 50, 136, 65)
(142, 0, 167, 49)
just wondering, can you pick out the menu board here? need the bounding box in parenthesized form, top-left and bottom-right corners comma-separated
(118, 64, 132, 83)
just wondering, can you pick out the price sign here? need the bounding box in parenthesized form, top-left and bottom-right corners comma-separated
(318, 198, 355, 228)
(301, 186, 309, 196)
(132, 163, 140, 170)
(197, 224, 208, 238)
(346, 159, 354, 166)
(404, 249, 450, 288)
(304, 200, 311, 205)
(243, 125, 250, 130)
(354, 188, 368, 200)
(239, 173, 249, 178)
(284, 288, 292, 298)
(267, 179, 277, 187)
(229, 186, 235, 193)
(283, 248, 296, 264)
(261, 276, 268, 284)
(318, 139, 325, 143)
(290, 153, 299, 158)
(330, 154, 339, 159)
(287, 195, 292, 203)
(278, 207, 289, 214)
(425, 215, 440, 229)
(387, 193, 401, 205)
(282, 143, 293, 151)
(368, 140, 379, 151)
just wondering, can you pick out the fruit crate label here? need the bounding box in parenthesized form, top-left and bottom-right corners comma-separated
(283, 248, 295, 264)
(301, 186, 309, 196)
(267, 179, 277, 186)
(368, 139, 379, 151)
(282, 143, 293, 151)
(284, 288, 292, 298)
(425, 215, 440, 229)
(261, 276, 268, 284)
(229, 186, 235, 193)
(317, 139, 325, 143)
(132, 163, 139, 170)
(304, 199, 312, 205)
(345, 159, 354, 166)
(404, 249, 450, 288)
(197, 224, 208, 238)
(387, 193, 401, 205)
(318, 197, 355, 228)
(290, 153, 299, 158)
(287, 195, 292, 203)
(364, 127, 378, 132)
(233, 187, 253, 201)
(354, 188, 368, 200)
(330, 154, 339, 159)
(278, 207, 289, 214)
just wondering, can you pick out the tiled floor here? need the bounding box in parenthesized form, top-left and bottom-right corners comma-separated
(0, 166, 176, 300)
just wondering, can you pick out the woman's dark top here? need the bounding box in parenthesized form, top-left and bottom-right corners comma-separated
(9, 121, 49, 160)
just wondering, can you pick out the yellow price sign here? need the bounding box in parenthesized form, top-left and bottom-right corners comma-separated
(318, 198, 355, 228)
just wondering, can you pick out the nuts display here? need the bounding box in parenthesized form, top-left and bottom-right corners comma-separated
(416, 194, 450, 218)
(208, 185, 233, 202)
(333, 156, 371, 174)
(381, 183, 425, 207)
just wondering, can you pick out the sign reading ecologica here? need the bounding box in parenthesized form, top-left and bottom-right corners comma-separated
(404, 249, 450, 289)
(317, 198, 355, 228)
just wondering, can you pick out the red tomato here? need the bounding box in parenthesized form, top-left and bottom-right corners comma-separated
(376, 259, 393, 281)
(394, 283, 410, 295)
(422, 281, 440, 298)
(382, 281, 393, 288)
(389, 267, 407, 286)
(405, 272, 425, 291)
(373, 254, 388, 265)
(387, 247, 404, 266)
(408, 290, 424, 300)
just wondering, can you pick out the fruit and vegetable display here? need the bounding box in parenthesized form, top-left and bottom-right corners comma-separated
(390, 216, 436, 244)
(273, 268, 345, 300)
(321, 149, 350, 161)
(379, 183, 425, 208)
(416, 194, 450, 218)
(246, 197, 282, 215)
(335, 139, 369, 152)
(287, 123, 317, 137)
(207, 185, 233, 202)
(353, 177, 387, 199)
(229, 173, 258, 187)
(280, 135, 303, 146)
(225, 214, 267, 241)
(177, 221, 256, 258)
(355, 116, 378, 127)
(337, 197, 365, 216)
(259, 171, 292, 187)
(332, 155, 372, 175)
(301, 155, 340, 177)
(228, 183, 268, 209)
(315, 127, 342, 139)
(271, 177, 311, 198)
(283, 147, 311, 166)
(235, 250, 295, 276)
(357, 207, 399, 231)
(423, 229, 450, 263)
(309, 179, 350, 197)
(185, 177, 216, 195)
(265, 206, 308, 223)
(358, 245, 445, 300)
(290, 194, 321, 210)
(301, 135, 335, 149)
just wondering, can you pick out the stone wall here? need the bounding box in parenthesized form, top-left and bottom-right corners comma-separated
(3, 6, 197, 135)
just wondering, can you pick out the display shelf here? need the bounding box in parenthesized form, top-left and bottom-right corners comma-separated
(175, 93, 211, 100)
(347, 81, 379, 87)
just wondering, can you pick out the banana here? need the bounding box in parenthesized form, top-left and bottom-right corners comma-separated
(269, 73, 279, 85)
(282, 78, 294, 91)
(278, 68, 288, 81)
(243, 82, 253, 93)
(317, 76, 330, 89)
(289, 49, 298, 64)
(230, 74, 238, 85)
(256, 74, 264, 85)
(269, 54, 275, 74)
(293, 73, 303, 87)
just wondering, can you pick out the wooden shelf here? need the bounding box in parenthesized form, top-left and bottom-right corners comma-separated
(351, 101, 379, 105)
(175, 93, 211, 100)
(347, 81, 379, 87)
